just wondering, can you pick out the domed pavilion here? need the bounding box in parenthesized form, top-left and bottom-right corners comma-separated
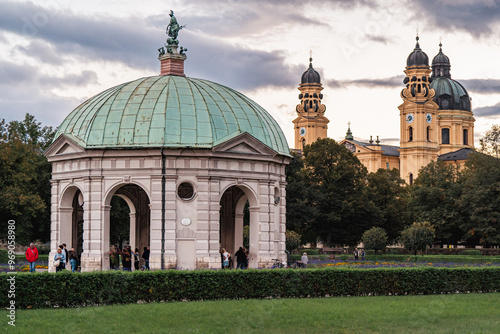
(45, 14, 291, 272)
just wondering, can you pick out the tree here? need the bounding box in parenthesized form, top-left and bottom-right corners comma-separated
(400, 222, 435, 255)
(301, 138, 377, 246)
(286, 230, 302, 252)
(285, 151, 316, 239)
(409, 161, 464, 245)
(479, 124, 500, 158)
(367, 168, 410, 242)
(110, 196, 130, 249)
(0, 114, 55, 244)
(457, 152, 500, 246)
(361, 227, 388, 253)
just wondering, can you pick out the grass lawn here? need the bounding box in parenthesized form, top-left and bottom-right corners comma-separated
(2, 293, 499, 333)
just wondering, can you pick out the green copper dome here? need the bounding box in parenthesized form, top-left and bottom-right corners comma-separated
(55, 75, 290, 155)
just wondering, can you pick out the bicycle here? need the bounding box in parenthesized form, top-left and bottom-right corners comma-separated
(271, 258, 285, 268)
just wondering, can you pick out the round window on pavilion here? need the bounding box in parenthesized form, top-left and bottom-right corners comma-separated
(177, 182, 195, 201)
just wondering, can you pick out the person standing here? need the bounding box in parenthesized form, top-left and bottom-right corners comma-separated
(354, 248, 359, 261)
(25, 243, 39, 273)
(122, 246, 131, 271)
(58, 245, 67, 270)
(142, 246, 150, 270)
(110, 246, 119, 270)
(361, 249, 366, 261)
(301, 252, 309, 268)
(54, 248, 66, 273)
(133, 248, 140, 271)
(235, 247, 246, 269)
(62, 243, 69, 266)
(221, 248, 230, 269)
(69, 247, 78, 272)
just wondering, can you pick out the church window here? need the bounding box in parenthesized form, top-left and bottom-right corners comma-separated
(302, 138, 306, 150)
(427, 126, 430, 141)
(442, 128, 450, 144)
(409, 173, 413, 185)
(463, 129, 468, 146)
(386, 162, 390, 170)
(409, 127, 413, 142)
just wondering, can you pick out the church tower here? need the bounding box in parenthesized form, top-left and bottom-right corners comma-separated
(292, 57, 329, 150)
(398, 36, 439, 184)
(430, 43, 474, 155)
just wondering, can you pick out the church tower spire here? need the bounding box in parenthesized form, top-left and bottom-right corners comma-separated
(292, 56, 329, 150)
(398, 35, 439, 184)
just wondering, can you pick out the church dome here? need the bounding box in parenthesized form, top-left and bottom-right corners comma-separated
(406, 36, 429, 67)
(301, 58, 321, 84)
(54, 75, 290, 155)
(430, 77, 471, 111)
(430, 43, 471, 111)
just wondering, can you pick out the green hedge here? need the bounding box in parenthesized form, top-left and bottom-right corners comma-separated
(290, 254, 331, 261)
(14, 254, 49, 264)
(339, 254, 500, 263)
(1, 267, 499, 309)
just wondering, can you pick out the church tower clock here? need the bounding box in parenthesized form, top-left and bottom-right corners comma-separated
(398, 36, 439, 184)
(292, 57, 329, 150)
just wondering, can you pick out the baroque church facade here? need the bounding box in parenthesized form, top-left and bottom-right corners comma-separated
(293, 37, 475, 184)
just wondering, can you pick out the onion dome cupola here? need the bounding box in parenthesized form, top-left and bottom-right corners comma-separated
(296, 57, 326, 117)
(406, 36, 429, 67)
(430, 43, 471, 111)
(301, 57, 321, 84)
(401, 36, 434, 100)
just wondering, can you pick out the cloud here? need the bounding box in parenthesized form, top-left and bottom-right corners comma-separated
(326, 75, 403, 89)
(474, 102, 500, 118)
(183, 31, 302, 90)
(325, 76, 500, 95)
(410, 0, 500, 37)
(0, 60, 98, 88)
(459, 79, 500, 94)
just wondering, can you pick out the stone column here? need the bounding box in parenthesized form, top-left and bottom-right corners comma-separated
(195, 175, 210, 268)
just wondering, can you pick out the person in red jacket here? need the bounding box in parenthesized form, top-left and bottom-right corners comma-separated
(25, 243, 39, 273)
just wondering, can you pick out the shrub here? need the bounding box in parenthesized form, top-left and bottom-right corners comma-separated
(361, 227, 388, 253)
(1, 267, 498, 309)
(401, 222, 435, 255)
(299, 249, 320, 255)
(286, 231, 302, 252)
(460, 250, 482, 256)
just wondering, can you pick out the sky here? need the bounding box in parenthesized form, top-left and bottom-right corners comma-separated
(1, 0, 500, 147)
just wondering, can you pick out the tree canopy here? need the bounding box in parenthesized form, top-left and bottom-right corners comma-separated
(0, 114, 55, 244)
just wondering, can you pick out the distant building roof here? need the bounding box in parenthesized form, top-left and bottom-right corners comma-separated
(349, 139, 400, 157)
(437, 148, 474, 161)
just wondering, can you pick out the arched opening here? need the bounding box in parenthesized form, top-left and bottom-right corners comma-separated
(219, 185, 257, 268)
(463, 129, 469, 146)
(442, 128, 450, 144)
(104, 184, 150, 271)
(427, 126, 430, 141)
(59, 186, 84, 268)
(302, 138, 306, 149)
(409, 126, 413, 142)
(409, 173, 414, 185)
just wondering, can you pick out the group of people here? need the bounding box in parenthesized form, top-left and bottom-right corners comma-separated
(221, 246, 249, 269)
(110, 245, 150, 271)
(353, 248, 366, 261)
(53, 243, 79, 272)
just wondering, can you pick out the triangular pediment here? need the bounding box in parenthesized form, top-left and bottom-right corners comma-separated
(44, 134, 86, 159)
(213, 132, 277, 156)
